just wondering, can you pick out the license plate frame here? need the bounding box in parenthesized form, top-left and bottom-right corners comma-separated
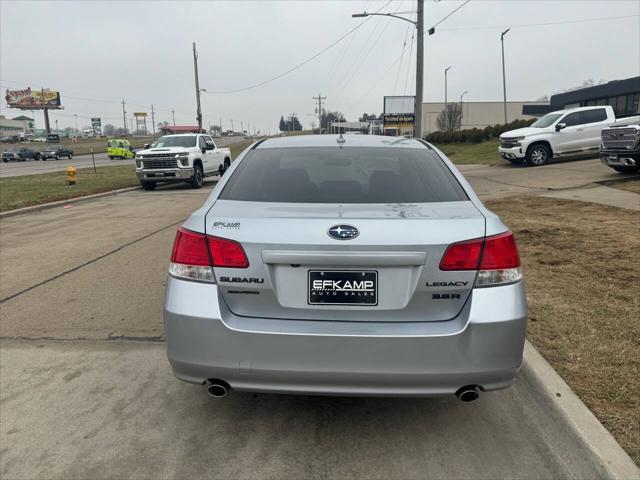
(308, 270, 378, 306)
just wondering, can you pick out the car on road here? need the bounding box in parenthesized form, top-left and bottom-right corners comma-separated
(165, 135, 528, 401)
(135, 133, 232, 191)
(107, 139, 135, 159)
(40, 144, 74, 160)
(2, 146, 41, 162)
(499, 106, 640, 166)
(600, 121, 640, 174)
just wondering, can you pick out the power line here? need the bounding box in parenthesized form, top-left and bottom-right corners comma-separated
(438, 14, 640, 32)
(207, 0, 393, 94)
(403, 31, 415, 95)
(393, 22, 412, 94)
(430, 0, 471, 30)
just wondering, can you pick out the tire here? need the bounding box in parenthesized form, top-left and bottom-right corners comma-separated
(191, 163, 204, 188)
(108, 156, 114, 160)
(611, 165, 640, 174)
(3, 159, 7, 163)
(140, 181, 156, 191)
(68, 154, 73, 159)
(55, 154, 60, 160)
(42, 157, 47, 161)
(526, 144, 551, 166)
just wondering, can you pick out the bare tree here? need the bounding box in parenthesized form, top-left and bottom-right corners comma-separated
(436, 103, 463, 131)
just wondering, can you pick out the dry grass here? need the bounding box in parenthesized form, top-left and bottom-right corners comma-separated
(0, 166, 138, 212)
(486, 196, 640, 464)
(603, 178, 640, 194)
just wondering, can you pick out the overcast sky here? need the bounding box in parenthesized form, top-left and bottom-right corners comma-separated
(1, 0, 639, 133)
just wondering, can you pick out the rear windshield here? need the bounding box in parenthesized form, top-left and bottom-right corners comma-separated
(220, 147, 468, 203)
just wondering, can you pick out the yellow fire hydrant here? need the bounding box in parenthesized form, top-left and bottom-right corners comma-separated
(66, 165, 77, 185)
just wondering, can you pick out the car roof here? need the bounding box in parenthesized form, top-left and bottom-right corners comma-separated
(256, 134, 427, 149)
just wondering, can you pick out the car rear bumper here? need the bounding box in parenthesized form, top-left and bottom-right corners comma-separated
(137, 168, 194, 182)
(498, 146, 525, 160)
(165, 277, 528, 396)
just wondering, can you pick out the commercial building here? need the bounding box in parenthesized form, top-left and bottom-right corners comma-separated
(524, 76, 640, 117)
(0, 115, 34, 136)
(421, 101, 547, 135)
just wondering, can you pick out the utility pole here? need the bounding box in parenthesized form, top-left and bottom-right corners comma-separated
(313, 93, 327, 134)
(122, 98, 127, 135)
(55, 119, 58, 134)
(74, 114, 78, 136)
(193, 42, 203, 131)
(151, 105, 156, 136)
(415, 0, 424, 139)
(351, 1, 424, 138)
(241, 121, 244, 133)
(219, 117, 222, 134)
(444, 66, 451, 131)
(289, 113, 297, 132)
(501, 29, 510, 124)
(231, 119, 234, 132)
(171, 109, 176, 126)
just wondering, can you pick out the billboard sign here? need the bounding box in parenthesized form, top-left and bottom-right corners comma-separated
(5, 88, 62, 110)
(383, 95, 415, 136)
(91, 117, 102, 136)
(133, 112, 147, 118)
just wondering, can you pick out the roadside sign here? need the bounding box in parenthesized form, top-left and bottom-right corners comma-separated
(91, 117, 102, 136)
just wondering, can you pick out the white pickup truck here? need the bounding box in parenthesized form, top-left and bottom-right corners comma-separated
(499, 106, 640, 166)
(135, 133, 232, 190)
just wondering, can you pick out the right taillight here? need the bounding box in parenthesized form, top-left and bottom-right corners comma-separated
(169, 227, 249, 282)
(440, 231, 522, 287)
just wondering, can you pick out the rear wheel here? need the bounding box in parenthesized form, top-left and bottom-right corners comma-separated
(140, 181, 156, 191)
(526, 144, 550, 166)
(191, 164, 204, 188)
(611, 165, 639, 174)
(68, 154, 73, 159)
(3, 159, 7, 163)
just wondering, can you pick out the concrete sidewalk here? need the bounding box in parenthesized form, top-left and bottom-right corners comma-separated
(0, 339, 627, 480)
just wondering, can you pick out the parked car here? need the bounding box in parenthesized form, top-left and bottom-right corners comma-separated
(164, 135, 528, 401)
(499, 106, 640, 166)
(107, 139, 134, 159)
(600, 121, 640, 174)
(0, 136, 14, 143)
(40, 145, 74, 160)
(2, 146, 41, 162)
(135, 133, 231, 190)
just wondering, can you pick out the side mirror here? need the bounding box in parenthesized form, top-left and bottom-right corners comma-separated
(555, 123, 566, 132)
(143, 143, 150, 149)
(201, 148, 206, 154)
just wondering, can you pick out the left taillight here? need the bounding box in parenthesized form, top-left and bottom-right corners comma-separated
(169, 227, 249, 283)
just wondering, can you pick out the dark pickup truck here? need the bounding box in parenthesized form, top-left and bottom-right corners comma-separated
(601, 123, 640, 174)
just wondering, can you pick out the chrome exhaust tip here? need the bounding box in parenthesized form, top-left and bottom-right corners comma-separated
(206, 381, 229, 398)
(455, 385, 480, 403)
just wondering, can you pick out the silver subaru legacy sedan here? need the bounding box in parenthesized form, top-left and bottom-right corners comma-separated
(164, 135, 527, 402)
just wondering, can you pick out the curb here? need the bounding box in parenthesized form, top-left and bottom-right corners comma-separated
(0, 186, 141, 219)
(522, 341, 640, 479)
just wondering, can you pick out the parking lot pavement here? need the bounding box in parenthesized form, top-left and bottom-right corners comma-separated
(0, 136, 250, 178)
(458, 158, 633, 200)
(1, 160, 637, 479)
(0, 340, 607, 479)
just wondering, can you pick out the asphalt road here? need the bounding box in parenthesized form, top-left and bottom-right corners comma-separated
(0, 136, 250, 178)
(1, 159, 636, 479)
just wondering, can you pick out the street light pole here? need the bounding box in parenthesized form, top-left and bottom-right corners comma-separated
(444, 66, 451, 130)
(501, 28, 510, 124)
(193, 42, 203, 131)
(415, 0, 424, 139)
(352, 0, 424, 138)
